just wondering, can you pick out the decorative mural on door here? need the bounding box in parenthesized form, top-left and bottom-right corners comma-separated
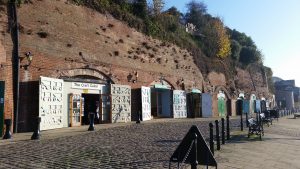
(39, 76, 64, 130)
(173, 90, 187, 118)
(141, 86, 151, 121)
(217, 91, 226, 117)
(111, 84, 131, 123)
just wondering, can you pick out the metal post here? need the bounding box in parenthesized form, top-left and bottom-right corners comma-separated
(226, 115, 230, 140)
(209, 123, 214, 155)
(240, 113, 243, 131)
(221, 118, 225, 145)
(88, 113, 95, 131)
(31, 117, 41, 140)
(215, 120, 220, 150)
(191, 133, 198, 169)
(3, 119, 12, 139)
(246, 113, 249, 127)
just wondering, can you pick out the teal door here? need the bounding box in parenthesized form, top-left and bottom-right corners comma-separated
(0, 81, 4, 136)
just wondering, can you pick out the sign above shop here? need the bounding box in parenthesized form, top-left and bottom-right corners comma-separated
(71, 82, 101, 90)
(191, 89, 201, 93)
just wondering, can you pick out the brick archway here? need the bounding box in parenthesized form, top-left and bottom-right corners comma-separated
(214, 85, 231, 99)
(52, 68, 115, 84)
(149, 78, 175, 90)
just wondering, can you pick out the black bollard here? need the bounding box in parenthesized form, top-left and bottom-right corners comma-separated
(136, 111, 141, 124)
(226, 115, 230, 140)
(246, 113, 249, 127)
(88, 112, 95, 131)
(209, 123, 214, 155)
(215, 120, 220, 150)
(221, 118, 225, 145)
(191, 133, 198, 169)
(3, 119, 12, 139)
(31, 117, 41, 140)
(240, 113, 243, 131)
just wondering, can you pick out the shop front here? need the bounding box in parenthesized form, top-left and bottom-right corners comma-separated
(151, 87, 171, 118)
(39, 76, 111, 131)
(150, 81, 172, 118)
(187, 89, 202, 118)
(217, 91, 227, 117)
(64, 81, 109, 126)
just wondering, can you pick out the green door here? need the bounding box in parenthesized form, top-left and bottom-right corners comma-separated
(218, 98, 226, 117)
(0, 81, 4, 136)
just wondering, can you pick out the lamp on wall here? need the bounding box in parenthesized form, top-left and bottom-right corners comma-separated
(20, 52, 33, 70)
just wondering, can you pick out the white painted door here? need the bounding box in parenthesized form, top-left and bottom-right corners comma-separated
(111, 84, 131, 123)
(141, 86, 151, 121)
(173, 90, 187, 118)
(39, 76, 64, 130)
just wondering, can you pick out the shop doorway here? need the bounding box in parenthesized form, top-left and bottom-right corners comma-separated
(187, 93, 202, 118)
(82, 94, 100, 124)
(227, 99, 232, 116)
(151, 89, 171, 118)
(100, 94, 111, 123)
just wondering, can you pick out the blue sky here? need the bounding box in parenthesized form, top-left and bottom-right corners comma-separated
(164, 0, 300, 86)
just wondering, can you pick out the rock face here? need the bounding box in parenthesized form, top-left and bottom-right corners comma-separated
(0, 0, 270, 131)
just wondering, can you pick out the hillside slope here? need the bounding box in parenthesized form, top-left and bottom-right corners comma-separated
(1, 0, 269, 98)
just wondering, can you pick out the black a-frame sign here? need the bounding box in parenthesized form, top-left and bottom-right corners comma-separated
(170, 125, 217, 167)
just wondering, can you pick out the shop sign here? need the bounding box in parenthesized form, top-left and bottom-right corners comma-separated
(71, 82, 101, 90)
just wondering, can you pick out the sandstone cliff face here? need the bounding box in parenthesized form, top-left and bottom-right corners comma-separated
(0, 0, 269, 96)
(9, 0, 203, 89)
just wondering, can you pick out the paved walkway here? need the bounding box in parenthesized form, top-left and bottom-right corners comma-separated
(215, 115, 300, 169)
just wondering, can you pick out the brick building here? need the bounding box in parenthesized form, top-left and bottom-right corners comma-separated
(0, 1, 270, 134)
(274, 79, 300, 109)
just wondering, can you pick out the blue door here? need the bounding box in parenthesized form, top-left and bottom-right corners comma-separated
(202, 93, 212, 117)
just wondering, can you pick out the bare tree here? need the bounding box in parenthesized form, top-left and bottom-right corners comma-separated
(152, 0, 164, 15)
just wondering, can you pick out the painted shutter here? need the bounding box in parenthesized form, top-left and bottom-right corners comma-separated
(243, 100, 250, 114)
(173, 90, 187, 118)
(111, 84, 131, 123)
(202, 93, 212, 118)
(141, 86, 151, 121)
(39, 76, 64, 130)
(255, 100, 261, 113)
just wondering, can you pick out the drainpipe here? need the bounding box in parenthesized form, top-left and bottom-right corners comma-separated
(9, 0, 20, 133)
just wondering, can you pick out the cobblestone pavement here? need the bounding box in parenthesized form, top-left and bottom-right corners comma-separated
(0, 118, 241, 169)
